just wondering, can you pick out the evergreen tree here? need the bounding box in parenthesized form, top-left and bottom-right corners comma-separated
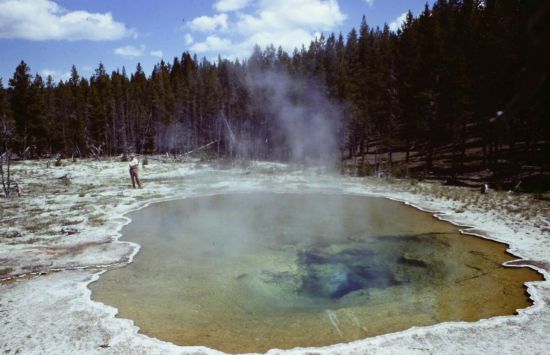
(67, 66, 87, 156)
(343, 28, 362, 159)
(0, 79, 14, 153)
(27, 74, 48, 155)
(44, 75, 64, 153)
(395, 11, 420, 162)
(88, 63, 111, 155)
(8, 61, 33, 155)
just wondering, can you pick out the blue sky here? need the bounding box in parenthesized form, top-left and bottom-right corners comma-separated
(0, 0, 434, 83)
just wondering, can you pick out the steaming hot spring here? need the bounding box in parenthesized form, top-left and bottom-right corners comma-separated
(90, 192, 541, 354)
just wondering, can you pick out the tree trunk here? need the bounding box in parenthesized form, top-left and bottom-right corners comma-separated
(405, 137, 410, 163)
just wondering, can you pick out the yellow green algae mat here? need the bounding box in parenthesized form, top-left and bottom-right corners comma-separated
(90, 193, 542, 353)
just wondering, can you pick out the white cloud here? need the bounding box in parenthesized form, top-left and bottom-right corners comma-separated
(389, 11, 408, 32)
(184, 33, 194, 45)
(189, 13, 228, 32)
(40, 69, 71, 82)
(150, 50, 163, 58)
(364, 0, 375, 6)
(114, 44, 146, 57)
(213, 0, 251, 12)
(40, 69, 57, 78)
(229, 28, 314, 59)
(0, 0, 134, 41)
(187, 0, 346, 59)
(234, 0, 345, 58)
(236, 0, 346, 34)
(190, 35, 232, 53)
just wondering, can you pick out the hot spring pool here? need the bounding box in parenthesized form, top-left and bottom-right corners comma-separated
(90, 193, 541, 353)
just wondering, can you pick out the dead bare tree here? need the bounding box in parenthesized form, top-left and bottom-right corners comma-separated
(1, 108, 14, 198)
(0, 151, 11, 197)
(87, 142, 104, 160)
(72, 145, 81, 161)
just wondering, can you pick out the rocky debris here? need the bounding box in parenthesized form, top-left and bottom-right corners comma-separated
(60, 227, 79, 236)
(3, 230, 23, 239)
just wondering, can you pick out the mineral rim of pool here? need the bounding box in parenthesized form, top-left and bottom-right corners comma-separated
(90, 193, 542, 354)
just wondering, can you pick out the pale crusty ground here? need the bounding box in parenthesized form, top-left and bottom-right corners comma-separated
(0, 158, 548, 354)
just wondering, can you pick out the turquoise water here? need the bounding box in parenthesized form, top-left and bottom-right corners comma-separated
(91, 193, 541, 353)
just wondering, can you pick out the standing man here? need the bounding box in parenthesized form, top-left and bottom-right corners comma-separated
(129, 154, 142, 189)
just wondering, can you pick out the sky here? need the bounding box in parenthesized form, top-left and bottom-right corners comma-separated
(0, 0, 435, 83)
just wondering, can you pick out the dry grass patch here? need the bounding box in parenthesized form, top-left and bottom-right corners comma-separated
(0, 230, 23, 239)
(59, 218, 84, 226)
(0, 267, 14, 276)
(88, 214, 107, 227)
(24, 220, 52, 234)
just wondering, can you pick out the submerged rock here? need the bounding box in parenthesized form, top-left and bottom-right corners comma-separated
(397, 256, 428, 268)
(296, 246, 403, 300)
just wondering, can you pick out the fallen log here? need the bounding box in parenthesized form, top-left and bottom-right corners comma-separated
(183, 140, 219, 156)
